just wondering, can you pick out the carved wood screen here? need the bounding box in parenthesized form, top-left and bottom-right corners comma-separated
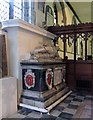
(48, 23, 93, 60)
(0, 35, 7, 77)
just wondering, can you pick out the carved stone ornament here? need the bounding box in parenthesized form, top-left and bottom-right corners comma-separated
(24, 69, 35, 89)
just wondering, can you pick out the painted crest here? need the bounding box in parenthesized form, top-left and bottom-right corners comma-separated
(46, 69, 53, 89)
(24, 69, 35, 89)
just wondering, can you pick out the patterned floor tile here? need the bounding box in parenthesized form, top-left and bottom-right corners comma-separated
(80, 108, 91, 116)
(18, 108, 32, 115)
(55, 117, 67, 120)
(41, 114, 57, 120)
(84, 100, 92, 106)
(84, 104, 92, 110)
(75, 96, 85, 101)
(63, 108, 77, 115)
(70, 101, 81, 106)
(86, 95, 93, 98)
(70, 93, 76, 98)
(58, 102, 69, 108)
(7, 92, 93, 119)
(38, 118, 56, 120)
(67, 104, 78, 109)
(54, 105, 65, 111)
(76, 92, 86, 96)
(80, 114, 91, 118)
(26, 111, 42, 118)
(22, 118, 39, 120)
(50, 109, 62, 117)
(85, 95, 93, 100)
(73, 98, 83, 102)
(63, 99, 71, 104)
(8, 112, 26, 118)
(66, 96, 73, 101)
(58, 112, 73, 119)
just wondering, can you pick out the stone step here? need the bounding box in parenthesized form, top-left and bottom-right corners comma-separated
(20, 83, 71, 109)
(22, 83, 67, 100)
(19, 90, 72, 113)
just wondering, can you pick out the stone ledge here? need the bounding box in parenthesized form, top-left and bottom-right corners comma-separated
(2, 19, 56, 39)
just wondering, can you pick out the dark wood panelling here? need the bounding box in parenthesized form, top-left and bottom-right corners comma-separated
(66, 60, 93, 95)
(0, 35, 7, 77)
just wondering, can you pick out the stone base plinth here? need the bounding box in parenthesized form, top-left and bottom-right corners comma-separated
(19, 83, 72, 113)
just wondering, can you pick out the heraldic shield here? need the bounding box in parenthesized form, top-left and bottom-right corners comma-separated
(46, 69, 53, 89)
(24, 69, 35, 89)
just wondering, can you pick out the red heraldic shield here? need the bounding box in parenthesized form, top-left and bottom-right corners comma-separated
(24, 70, 35, 89)
(46, 69, 53, 89)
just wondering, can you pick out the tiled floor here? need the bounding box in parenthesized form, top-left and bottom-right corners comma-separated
(6, 92, 93, 119)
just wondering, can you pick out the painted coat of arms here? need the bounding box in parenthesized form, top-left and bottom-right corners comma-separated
(24, 69, 35, 89)
(46, 69, 53, 89)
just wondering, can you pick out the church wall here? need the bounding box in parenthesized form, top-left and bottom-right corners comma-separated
(56, 3, 74, 59)
(35, 1, 54, 28)
(23, 1, 86, 59)
(65, 3, 74, 25)
(0, 79, 2, 119)
(3, 27, 19, 77)
(35, 2, 45, 27)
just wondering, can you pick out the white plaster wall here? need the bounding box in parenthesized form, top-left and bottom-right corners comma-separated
(58, 10, 64, 26)
(18, 28, 44, 60)
(35, 2, 45, 27)
(36, 10, 45, 27)
(65, 3, 73, 25)
(0, 79, 2, 119)
(87, 38, 91, 55)
(5, 28, 19, 77)
(0, 77, 17, 119)
(35, 1, 54, 27)
(59, 51, 64, 59)
(66, 52, 74, 59)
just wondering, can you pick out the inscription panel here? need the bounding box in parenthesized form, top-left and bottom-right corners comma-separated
(54, 67, 62, 86)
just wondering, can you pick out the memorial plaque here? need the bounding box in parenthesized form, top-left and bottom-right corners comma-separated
(54, 67, 62, 86)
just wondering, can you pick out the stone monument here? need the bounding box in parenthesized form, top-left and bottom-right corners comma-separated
(20, 41, 71, 113)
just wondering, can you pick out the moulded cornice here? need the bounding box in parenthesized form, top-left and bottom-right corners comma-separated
(2, 19, 56, 39)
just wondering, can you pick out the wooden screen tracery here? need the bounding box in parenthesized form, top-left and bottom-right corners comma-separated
(48, 23, 93, 60)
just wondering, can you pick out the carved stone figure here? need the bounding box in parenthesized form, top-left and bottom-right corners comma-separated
(29, 42, 62, 62)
